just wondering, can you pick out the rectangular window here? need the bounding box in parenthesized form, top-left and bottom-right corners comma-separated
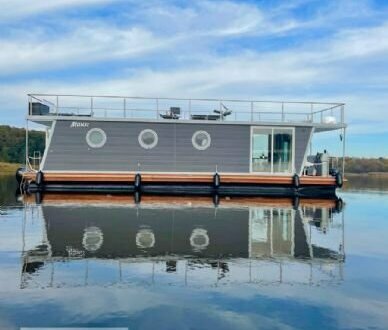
(251, 127, 294, 174)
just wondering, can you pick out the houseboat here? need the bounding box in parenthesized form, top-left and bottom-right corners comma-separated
(19, 94, 346, 197)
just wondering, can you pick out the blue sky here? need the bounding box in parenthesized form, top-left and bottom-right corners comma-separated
(0, 0, 387, 156)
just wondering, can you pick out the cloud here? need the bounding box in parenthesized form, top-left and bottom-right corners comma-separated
(315, 23, 388, 62)
(0, 0, 302, 77)
(0, 25, 172, 76)
(0, 0, 119, 20)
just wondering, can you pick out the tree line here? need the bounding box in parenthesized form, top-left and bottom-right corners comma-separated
(0, 125, 45, 164)
(343, 157, 388, 174)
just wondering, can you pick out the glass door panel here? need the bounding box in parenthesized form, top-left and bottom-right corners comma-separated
(273, 128, 293, 173)
(252, 128, 272, 173)
(251, 127, 294, 174)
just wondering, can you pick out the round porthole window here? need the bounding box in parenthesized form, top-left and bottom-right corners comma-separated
(136, 228, 156, 249)
(190, 228, 209, 252)
(86, 128, 107, 148)
(192, 131, 211, 150)
(82, 226, 104, 252)
(138, 129, 158, 149)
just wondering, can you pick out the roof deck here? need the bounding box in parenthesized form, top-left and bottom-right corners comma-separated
(28, 94, 346, 130)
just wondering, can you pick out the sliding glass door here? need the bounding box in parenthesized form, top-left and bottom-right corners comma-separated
(251, 127, 294, 174)
(251, 128, 272, 173)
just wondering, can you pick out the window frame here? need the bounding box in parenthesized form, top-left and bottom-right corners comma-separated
(250, 126, 295, 175)
(138, 129, 158, 150)
(192, 130, 211, 151)
(86, 128, 107, 149)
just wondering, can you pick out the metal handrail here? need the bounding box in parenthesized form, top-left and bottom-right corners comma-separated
(27, 93, 345, 125)
(28, 93, 345, 105)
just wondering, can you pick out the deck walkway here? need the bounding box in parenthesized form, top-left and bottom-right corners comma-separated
(22, 172, 337, 186)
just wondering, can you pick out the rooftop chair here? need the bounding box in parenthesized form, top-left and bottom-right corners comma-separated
(191, 103, 232, 121)
(160, 107, 181, 119)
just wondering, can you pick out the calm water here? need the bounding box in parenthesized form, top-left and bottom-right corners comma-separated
(0, 175, 387, 330)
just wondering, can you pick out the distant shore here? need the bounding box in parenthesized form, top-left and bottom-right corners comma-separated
(345, 172, 388, 178)
(0, 162, 21, 173)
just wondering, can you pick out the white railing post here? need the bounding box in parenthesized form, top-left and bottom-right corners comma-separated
(281, 102, 285, 121)
(310, 103, 313, 122)
(250, 101, 254, 122)
(25, 119, 29, 169)
(90, 97, 94, 117)
(342, 127, 346, 176)
(56, 95, 59, 115)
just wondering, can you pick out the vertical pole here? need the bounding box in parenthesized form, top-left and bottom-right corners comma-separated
(250, 101, 254, 122)
(56, 95, 59, 114)
(310, 103, 313, 122)
(20, 205, 27, 289)
(342, 206, 345, 260)
(281, 102, 284, 122)
(90, 97, 94, 117)
(342, 127, 346, 176)
(22, 205, 26, 256)
(271, 131, 274, 174)
(270, 210, 273, 257)
(123, 98, 126, 118)
(25, 119, 29, 169)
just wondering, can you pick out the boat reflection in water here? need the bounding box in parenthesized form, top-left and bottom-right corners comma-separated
(20, 195, 345, 289)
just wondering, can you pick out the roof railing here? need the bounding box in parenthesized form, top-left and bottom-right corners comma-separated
(27, 94, 345, 125)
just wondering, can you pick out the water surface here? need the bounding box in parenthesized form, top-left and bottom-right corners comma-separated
(0, 175, 387, 330)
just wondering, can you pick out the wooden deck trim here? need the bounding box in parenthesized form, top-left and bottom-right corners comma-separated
(22, 172, 337, 186)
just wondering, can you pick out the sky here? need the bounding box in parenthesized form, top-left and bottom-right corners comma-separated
(0, 0, 387, 157)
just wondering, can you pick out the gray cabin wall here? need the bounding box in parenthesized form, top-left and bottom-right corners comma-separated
(43, 120, 251, 172)
(43, 120, 311, 174)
